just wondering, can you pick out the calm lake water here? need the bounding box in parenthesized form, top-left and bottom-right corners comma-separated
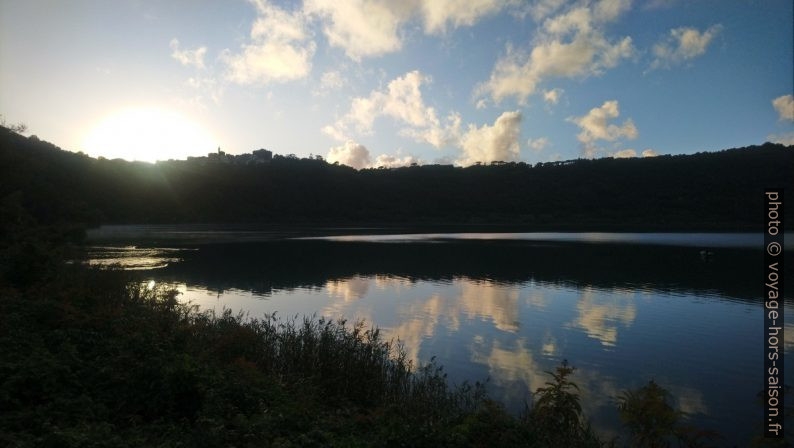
(85, 229, 793, 445)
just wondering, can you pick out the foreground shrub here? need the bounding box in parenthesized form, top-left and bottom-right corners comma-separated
(618, 380, 721, 448)
(1, 268, 541, 447)
(527, 361, 604, 448)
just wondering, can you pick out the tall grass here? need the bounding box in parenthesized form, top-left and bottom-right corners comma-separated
(0, 268, 537, 446)
(3, 263, 761, 447)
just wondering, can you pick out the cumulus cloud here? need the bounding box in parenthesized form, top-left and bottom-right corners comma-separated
(570, 100, 637, 143)
(524, 0, 567, 21)
(401, 112, 462, 148)
(304, 0, 407, 61)
(527, 136, 549, 152)
(569, 100, 637, 157)
(542, 88, 563, 105)
(223, 1, 315, 85)
(324, 70, 456, 147)
(607, 148, 657, 158)
(378, 71, 439, 128)
(612, 149, 636, 158)
(326, 72, 527, 164)
(641, 148, 658, 157)
(649, 25, 722, 70)
(477, 0, 634, 104)
(592, 0, 632, 22)
(312, 70, 346, 96)
(320, 70, 344, 90)
(321, 124, 348, 141)
(458, 110, 522, 165)
(304, 0, 509, 60)
(373, 153, 422, 168)
(184, 76, 224, 107)
(325, 140, 422, 169)
(420, 0, 506, 34)
(772, 94, 794, 122)
(326, 140, 372, 169)
(170, 38, 207, 69)
(768, 132, 794, 146)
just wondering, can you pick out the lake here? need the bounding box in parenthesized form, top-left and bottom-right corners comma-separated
(85, 228, 793, 445)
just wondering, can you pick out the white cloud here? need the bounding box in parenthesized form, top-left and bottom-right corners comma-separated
(304, 0, 509, 60)
(223, 1, 315, 85)
(569, 100, 637, 157)
(379, 71, 439, 128)
(326, 140, 371, 169)
(772, 94, 794, 122)
(184, 76, 223, 107)
(458, 110, 522, 165)
(478, 0, 634, 104)
(321, 124, 348, 141)
(327, 74, 529, 162)
(543, 88, 563, 104)
(373, 153, 422, 168)
(570, 100, 637, 143)
(527, 136, 549, 152)
(524, 0, 567, 22)
(325, 70, 451, 146)
(169, 38, 207, 69)
(312, 70, 346, 96)
(325, 140, 422, 169)
(649, 25, 722, 70)
(641, 148, 658, 157)
(612, 149, 636, 158)
(401, 111, 462, 148)
(420, 0, 506, 34)
(320, 70, 345, 90)
(543, 5, 593, 35)
(304, 0, 408, 61)
(768, 132, 794, 146)
(593, 0, 632, 22)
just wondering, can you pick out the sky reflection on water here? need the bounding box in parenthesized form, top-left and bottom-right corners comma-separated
(163, 274, 790, 445)
(84, 233, 793, 445)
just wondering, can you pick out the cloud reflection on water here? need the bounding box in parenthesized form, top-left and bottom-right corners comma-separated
(153, 268, 775, 444)
(568, 287, 637, 347)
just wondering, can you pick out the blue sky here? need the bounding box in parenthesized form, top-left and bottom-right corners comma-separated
(1, 0, 792, 166)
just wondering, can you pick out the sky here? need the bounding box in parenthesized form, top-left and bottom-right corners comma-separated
(1, 0, 792, 167)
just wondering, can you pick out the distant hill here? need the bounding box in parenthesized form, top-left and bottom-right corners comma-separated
(1, 125, 792, 230)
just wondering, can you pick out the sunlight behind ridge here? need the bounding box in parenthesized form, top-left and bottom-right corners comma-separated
(83, 107, 217, 162)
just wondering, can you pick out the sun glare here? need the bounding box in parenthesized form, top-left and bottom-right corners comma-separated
(83, 108, 217, 162)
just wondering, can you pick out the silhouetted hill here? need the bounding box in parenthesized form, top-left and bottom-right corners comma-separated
(1, 125, 792, 230)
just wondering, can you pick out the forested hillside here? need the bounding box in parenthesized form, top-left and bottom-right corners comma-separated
(2, 126, 792, 230)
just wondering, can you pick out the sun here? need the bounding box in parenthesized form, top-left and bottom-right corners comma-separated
(83, 107, 217, 162)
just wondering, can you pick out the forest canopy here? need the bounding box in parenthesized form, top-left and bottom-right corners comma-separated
(1, 125, 792, 230)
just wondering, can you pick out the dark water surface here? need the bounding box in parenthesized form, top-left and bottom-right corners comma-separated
(85, 228, 793, 445)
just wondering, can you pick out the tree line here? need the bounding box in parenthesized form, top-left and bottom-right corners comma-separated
(1, 125, 792, 230)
